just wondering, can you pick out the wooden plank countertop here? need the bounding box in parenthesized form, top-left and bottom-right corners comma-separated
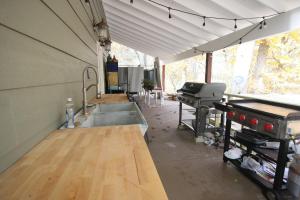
(0, 125, 168, 200)
(89, 94, 129, 104)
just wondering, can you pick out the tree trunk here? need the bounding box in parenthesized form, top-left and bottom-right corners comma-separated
(248, 39, 269, 94)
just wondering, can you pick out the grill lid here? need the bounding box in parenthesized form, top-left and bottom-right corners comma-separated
(178, 82, 226, 99)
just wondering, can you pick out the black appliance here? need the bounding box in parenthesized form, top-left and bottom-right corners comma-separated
(215, 99, 300, 199)
(177, 82, 226, 108)
(177, 82, 226, 140)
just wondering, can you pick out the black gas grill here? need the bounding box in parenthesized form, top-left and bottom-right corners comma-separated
(177, 82, 226, 140)
(177, 82, 226, 108)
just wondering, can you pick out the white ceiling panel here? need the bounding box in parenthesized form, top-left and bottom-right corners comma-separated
(100, 0, 300, 62)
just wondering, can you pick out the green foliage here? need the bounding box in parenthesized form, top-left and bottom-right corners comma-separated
(112, 30, 300, 96)
(142, 79, 154, 91)
(166, 28, 300, 95)
(247, 29, 300, 94)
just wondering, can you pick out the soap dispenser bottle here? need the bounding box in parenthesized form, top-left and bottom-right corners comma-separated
(65, 98, 75, 128)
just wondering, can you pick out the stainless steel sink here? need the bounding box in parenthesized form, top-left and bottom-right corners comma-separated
(80, 102, 148, 135)
(93, 103, 137, 112)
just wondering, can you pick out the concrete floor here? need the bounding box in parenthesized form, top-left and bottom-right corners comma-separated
(138, 99, 267, 200)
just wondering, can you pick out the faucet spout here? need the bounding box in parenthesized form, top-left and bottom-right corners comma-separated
(82, 65, 101, 115)
(86, 84, 97, 91)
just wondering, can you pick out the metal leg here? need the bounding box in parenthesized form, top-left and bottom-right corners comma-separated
(220, 98, 226, 131)
(220, 112, 225, 129)
(198, 107, 208, 137)
(223, 119, 231, 162)
(161, 91, 164, 105)
(195, 108, 199, 138)
(148, 91, 151, 105)
(178, 102, 182, 126)
(273, 139, 289, 190)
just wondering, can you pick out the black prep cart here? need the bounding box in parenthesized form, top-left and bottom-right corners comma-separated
(215, 99, 300, 200)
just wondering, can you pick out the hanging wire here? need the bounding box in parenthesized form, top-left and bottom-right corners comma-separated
(146, 0, 282, 21)
(85, 0, 96, 24)
(129, 0, 282, 54)
(223, 22, 262, 49)
(193, 21, 263, 54)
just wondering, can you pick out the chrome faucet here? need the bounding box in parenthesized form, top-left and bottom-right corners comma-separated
(82, 65, 101, 115)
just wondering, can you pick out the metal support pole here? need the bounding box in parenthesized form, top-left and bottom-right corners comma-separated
(205, 52, 212, 83)
(223, 119, 232, 162)
(178, 102, 182, 126)
(162, 65, 165, 91)
(195, 108, 199, 137)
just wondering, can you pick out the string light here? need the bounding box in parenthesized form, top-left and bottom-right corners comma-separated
(234, 19, 237, 29)
(223, 22, 262, 50)
(259, 21, 263, 29)
(263, 17, 267, 28)
(193, 47, 209, 55)
(128, 0, 281, 52)
(145, 0, 281, 30)
(130, 0, 279, 30)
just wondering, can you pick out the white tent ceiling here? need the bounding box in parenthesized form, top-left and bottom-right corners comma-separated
(102, 0, 300, 63)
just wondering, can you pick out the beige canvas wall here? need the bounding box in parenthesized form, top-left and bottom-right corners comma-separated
(0, 0, 103, 172)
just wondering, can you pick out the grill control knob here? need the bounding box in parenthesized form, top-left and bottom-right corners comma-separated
(264, 123, 274, 132)
(249, 118, 258, 126)
(239, 114, 246, 121)
(227, 111, 235, 119)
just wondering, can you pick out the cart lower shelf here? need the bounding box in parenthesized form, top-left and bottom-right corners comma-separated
(226, 158, 283, 190)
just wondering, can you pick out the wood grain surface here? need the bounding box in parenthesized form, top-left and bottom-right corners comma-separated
(0, 125, 168, 200)
(89, 94, 129, 104)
